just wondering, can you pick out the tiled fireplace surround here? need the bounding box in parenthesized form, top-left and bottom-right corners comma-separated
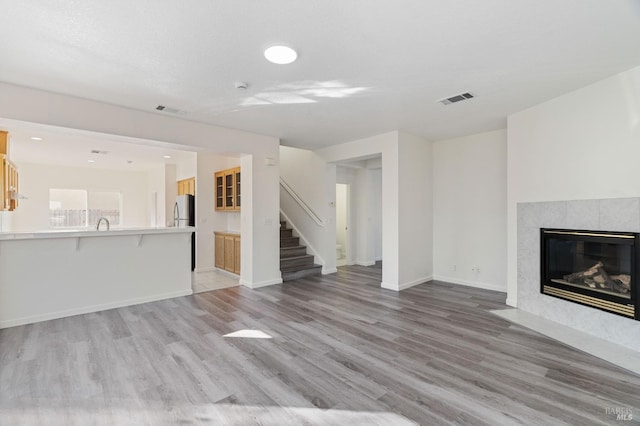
(518, 197, 640, 352)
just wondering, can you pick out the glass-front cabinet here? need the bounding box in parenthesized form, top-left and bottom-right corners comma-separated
(214, 167, 240, 211)
(235, 168, 241, 208)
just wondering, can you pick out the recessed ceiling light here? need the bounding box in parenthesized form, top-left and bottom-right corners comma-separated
(88, 159, 96, 163)
(163, 155, 172, 159)
(30, 137, 43, 141)
(264, 45, 297, 64)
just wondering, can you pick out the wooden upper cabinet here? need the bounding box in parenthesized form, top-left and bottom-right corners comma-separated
(214, 171, 224, 210)
(177, 177, 195, 196)
(0, 131, 8, 156)
(214, 167, 240, 211)
(234, 168, 241, 209)
(0, 131, 18, 211)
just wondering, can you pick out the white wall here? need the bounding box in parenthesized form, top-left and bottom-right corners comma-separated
(240, 153, 282, 287)
(335, 183, 348, 262)
(433, 129, 507, 291)
(507, 64, 640, 306)
(354, 167, 378, 266)
(371, 168, 382, 261)
(176, 155, 197, 181)
(397, 132, 433, 287)
(147, 165, 167, 227)
(12, 162, 149, 231)
(0, 82, 282, 288)
(164, 164, 177, 226)
(0, 211, 11, 232)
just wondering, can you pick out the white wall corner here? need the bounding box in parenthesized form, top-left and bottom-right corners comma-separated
(355, 259, 376, 267)
(505, 297, 518, 308)
(382, 275, 433, 291)
(322, 267, 338, 275)
(381, 281, 400, 291)
(239, 277, 283, 289)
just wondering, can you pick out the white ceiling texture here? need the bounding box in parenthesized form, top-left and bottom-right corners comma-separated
(1, 0, 640, 152)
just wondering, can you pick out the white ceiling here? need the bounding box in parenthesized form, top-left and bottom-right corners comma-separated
(2, 119, 198, 171)
(1, 1, 640, 150)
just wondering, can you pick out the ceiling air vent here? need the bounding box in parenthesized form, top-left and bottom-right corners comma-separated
(90, 149, 109, 155)
(439, 92, 474, 105)
(155, 105, 185, 115)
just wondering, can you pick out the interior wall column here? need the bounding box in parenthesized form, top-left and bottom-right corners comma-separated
(239, 154, 282, 288)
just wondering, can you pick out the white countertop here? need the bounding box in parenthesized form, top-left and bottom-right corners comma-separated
(0, 226, 196, 241)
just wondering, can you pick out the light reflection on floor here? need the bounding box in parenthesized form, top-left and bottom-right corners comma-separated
(0, 405, 418, 426)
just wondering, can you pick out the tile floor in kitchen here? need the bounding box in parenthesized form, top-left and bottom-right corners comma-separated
(192, 269, 239, 293)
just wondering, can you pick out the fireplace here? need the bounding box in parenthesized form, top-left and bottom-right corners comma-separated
(540, 229, 639, 320)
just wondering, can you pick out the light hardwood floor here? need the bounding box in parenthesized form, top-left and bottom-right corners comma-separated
(1, 264, 639, 425)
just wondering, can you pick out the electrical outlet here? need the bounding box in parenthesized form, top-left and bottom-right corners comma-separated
(472, 266, 480, 273)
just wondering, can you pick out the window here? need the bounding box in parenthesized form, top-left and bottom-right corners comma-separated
(49, 189, 121, 228)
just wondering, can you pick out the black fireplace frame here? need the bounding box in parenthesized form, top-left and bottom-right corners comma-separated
(540, 228, 639, 321)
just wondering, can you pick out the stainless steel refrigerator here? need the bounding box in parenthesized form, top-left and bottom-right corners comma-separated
(174, 194, 195, 270)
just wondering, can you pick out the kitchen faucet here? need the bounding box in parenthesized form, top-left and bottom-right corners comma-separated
(95, 217, 110, 231)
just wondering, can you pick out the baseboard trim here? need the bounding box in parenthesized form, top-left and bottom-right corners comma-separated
(505, 297, 518, 307)
(240, 277, 283, 289)
(433, 275, 506, 293)
(322, 267, 338, 275)
(214, 268, 240, 279)
(355, 260, 376, 267)
(0, 289, 193, 329)
(382, 275, 433, 292)
(195, 266, 216, 273)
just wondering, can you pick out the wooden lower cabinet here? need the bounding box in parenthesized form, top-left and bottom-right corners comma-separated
(214, 232, 240, 274)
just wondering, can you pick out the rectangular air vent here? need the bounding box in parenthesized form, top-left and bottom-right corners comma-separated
(90, 149, 109, 155)
(155, 105, 184, 115)
(439, 92, 474, 105)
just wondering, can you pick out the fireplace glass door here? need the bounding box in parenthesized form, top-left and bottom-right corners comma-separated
(541, 229, 638, 319)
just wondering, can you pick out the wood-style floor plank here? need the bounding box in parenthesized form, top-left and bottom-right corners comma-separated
(1, 263, 639, 425)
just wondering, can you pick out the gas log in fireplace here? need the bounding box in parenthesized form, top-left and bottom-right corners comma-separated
(541, 229, 639, 320)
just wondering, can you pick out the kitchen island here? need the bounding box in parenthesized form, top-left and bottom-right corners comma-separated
(0, 227, 195, 328)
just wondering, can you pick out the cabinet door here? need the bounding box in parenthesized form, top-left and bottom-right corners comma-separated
(9, 166, 17, 210)
(234, 169, 241, 211)
(214, 233, 225, 269)
(0, 156, 6, 210)
(214, 172, 225, 210)
(224, 172, 234, 210)
(233, 235, 241, 274)
(224, 235, 235, 272)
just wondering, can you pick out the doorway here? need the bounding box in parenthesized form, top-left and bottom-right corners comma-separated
(336, 183, 349, 266)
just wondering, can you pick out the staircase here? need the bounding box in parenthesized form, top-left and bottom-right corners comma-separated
(280, 220, 322, 281)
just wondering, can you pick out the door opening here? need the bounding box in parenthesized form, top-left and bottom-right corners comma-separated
(336, 183, 349, 266)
